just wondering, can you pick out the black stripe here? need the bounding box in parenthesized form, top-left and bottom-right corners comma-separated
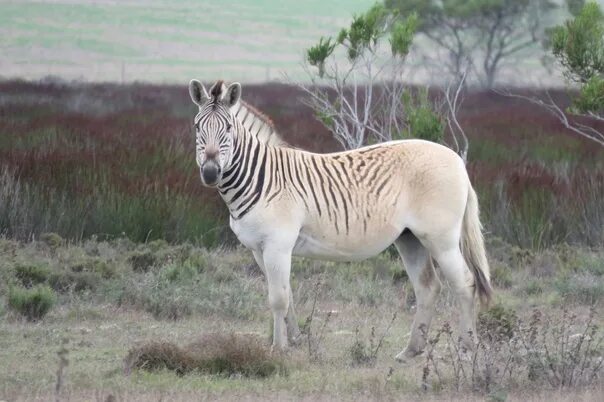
(310, 156, 332, 222)
(284, 152, 309, 210)
(304, 157, 322, 217)
(325, 160, 350, 234)
(221, 135, 253, 193)
(231, 140, 261, 202)
(320, 158, 341, 233)
(234, 145, 268, 219)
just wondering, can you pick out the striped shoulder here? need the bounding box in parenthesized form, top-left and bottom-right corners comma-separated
(232, 100, 288, 147)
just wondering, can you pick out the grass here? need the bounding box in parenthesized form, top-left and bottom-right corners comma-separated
(0, 237, 602, 400)
(125, 333, 288, 378)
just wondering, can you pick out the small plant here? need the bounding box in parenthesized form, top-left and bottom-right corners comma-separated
(348, 313, 397, 367)
(301, 279, 332, 361)
(8, 285, 56, 321)
(478, 304, 518, 342)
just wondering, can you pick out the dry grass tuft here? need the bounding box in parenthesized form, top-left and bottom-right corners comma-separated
(125, 333, 287, 378)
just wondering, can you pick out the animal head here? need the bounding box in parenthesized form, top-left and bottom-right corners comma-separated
(188, 79, 242, 187)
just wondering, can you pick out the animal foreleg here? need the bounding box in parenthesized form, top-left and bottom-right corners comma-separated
(253, 250, 300, 344)
(262, 248, 292, 350)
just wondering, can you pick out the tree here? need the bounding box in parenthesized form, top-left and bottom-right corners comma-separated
(504, 1, 604, 147)
(385, 0, 559, 88)
(299, 4, 418, 150)
(298, 4, 469, 159)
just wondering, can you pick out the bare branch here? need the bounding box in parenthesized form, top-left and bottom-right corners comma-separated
(444, 71, 469, 162)
(495, 89, 604, 148)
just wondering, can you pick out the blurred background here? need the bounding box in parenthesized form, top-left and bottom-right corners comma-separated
(0, 0, 603, 249)
(1, 3, 603, 398)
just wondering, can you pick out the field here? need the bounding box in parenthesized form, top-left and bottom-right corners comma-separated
(0, 0, 372, 83)
(0, 79, 603, 400)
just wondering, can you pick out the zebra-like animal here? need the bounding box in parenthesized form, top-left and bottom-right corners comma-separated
(189, 79, 493, 361)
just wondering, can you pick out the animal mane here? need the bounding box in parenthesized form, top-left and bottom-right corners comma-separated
(233, 99, 289, 147)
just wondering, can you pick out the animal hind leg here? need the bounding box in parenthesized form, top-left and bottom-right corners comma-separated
(394, 231, 441, 362)
(426, 232, 477, 351)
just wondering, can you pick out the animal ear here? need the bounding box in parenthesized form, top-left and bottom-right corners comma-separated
(189, 79, 209, 106)
(225, 82, 241, 107)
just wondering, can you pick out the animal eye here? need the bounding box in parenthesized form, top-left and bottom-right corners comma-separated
(226, 123, 232, 131)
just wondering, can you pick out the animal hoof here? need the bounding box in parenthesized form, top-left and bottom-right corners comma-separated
(395, 348, 422, 363)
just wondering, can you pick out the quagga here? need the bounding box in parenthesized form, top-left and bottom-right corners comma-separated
(189, 79, 493, 361)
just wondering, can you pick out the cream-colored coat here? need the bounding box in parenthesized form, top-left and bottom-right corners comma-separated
(190, 79, 492, 361)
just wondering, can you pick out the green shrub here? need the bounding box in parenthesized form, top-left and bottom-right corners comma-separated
(13, 263, 50, 287)
(70, 257, 116, 279)
(49, 270, 100, 293)
(39, 232, 64, 249)
(127, 250, 157, 273)
(8, 285, 56, 321)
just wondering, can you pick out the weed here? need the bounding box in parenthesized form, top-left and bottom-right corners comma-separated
(348, 313, 397, 367)
(8, 285, 56, 321)
(421, 308, 603, 395)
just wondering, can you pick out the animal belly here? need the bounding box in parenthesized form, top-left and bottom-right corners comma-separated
(292, 226, 400, 262)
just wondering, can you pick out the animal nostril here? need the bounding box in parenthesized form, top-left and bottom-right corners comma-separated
(201, 163, 220, 184)
(205, 149, 219, 159)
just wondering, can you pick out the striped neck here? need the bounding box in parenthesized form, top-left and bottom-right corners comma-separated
(217, 123, 269, 220)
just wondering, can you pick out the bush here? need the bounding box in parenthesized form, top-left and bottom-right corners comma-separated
(125, 333, 287, 378)
(127, 250, 157, 273)
(8, 285, 56, 321)
(13, 263, 50, 287)
(70, 257, 116, 279)
(40, 232, 64, 249)
(48, 270, 100, 293)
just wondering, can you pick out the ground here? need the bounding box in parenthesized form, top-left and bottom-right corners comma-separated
(0, 236, 602, 401)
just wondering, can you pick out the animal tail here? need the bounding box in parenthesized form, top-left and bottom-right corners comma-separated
(461, 183, 493, 307)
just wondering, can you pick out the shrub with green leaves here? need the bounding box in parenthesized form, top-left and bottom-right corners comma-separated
(8, 285, 56, 321)
(400, 88, 445, 143)
(13, 263, 50, 287)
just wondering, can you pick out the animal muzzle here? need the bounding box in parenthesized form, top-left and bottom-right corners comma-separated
(201, 161, 221, 186)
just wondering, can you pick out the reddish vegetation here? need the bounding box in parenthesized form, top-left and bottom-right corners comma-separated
(0, 79, 601, 245)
